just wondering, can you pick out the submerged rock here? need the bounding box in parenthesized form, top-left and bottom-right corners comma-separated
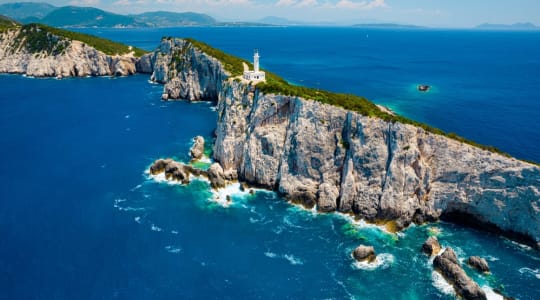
(190, 136, 205, 160)
(352, 245, 376, 263)
(422, 236, 442, 256)
(467, 256, 490, 273)
(433, 247, 486, 300)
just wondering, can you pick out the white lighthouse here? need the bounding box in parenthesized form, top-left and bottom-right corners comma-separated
(243, 49, 266, 82)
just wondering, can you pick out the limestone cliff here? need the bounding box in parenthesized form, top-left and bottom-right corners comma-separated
(0, 24, 145, 77)
(147, 38, 227, 101)
(149, 38, 540, 249)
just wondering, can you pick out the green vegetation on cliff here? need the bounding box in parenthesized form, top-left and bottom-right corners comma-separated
(14, 23, 146, 57)
(0, 15, 19, 31)
(185, 38, 512, 158)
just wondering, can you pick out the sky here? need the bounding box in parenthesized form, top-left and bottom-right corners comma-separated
(3, 0, 540, 27)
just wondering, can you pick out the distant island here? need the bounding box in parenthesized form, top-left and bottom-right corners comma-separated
(475, 22, 539, 30)
(352, 23, 426, 29)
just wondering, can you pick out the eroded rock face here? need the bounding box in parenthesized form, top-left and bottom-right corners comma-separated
(467, 256, 490, 273)
(213, 81, 540, 248)
(352, 245, 376, 263)
(0, 29, 139, 77)
(145, 37, 540, 249)
(207, 163, 226, 189)
(433, 248, 486, 300)
(148, 38, 227, 101)
(422, 236, 442, 256)
(190, 136, 205, 160)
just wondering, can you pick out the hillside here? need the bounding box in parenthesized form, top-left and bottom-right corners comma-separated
(40, 6, 142, 28)
(134, 11, 216, 27)
(0, 2, 217, 27)
(0, 2, 56, 21)
(0, 15, 20, 30)
(183, 38, 511, 158)
(3, 23, 146, 56)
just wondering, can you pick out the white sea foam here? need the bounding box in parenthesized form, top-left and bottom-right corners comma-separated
(124, 114, 130, 119)
(171, 230, 179, 235)
(197, 155, 212, 164)
(485, 255, 500, 262)
(283, 254, 304, 265)
(509, 240, 533, 251)
(273, 225, 284, 235)
(164, 245, 182, 254)
(264, 251, 277, 258)
(150, 224, 162, 232)
(519, 267, 540, 279)
(116, 206, 146, 212)
(134, 216, 141, 224)
(431, 271, 456, 296)
(130, 184, 142, 191)
(482, 286, 504, 300)
(148, 172, 183, 186)
(351, 253, 394, 271)
(210, 182, 253, 207)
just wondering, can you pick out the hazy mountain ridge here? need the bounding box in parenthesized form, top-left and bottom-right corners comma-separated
(0, 2, 216, 27)
(476, 22, 539, 30)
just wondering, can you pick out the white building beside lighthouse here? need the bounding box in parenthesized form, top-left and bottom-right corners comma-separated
(243, 49, 266, 82)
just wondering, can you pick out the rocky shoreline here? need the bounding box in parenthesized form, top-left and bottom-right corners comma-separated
(1, 31, 539, 250)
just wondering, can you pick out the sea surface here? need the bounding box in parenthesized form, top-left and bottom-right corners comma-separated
(1, 27, 539, 299)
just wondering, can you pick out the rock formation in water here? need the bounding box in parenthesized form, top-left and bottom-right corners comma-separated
(422, 236, 442, 256)
(352, 245, 376, 263)
(433, 247, 487, 300)
(0, 24, 148, 77)
(144, 37, 540, 249)
(467, 256, 490, 273)
(190, 136, 205, 160)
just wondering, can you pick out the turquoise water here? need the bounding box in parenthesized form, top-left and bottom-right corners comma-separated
(1, 28, 540, 299)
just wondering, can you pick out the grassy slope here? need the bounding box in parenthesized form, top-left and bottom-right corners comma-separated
(0, 15, 20, 31)
(186, 38, 521, 159)
(16, 23, 146, 57)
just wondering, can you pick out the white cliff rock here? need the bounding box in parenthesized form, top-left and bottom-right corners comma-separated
(148, 38, 227, 101)
(148, 38, 540, 248)
(0, 26, 142, 77)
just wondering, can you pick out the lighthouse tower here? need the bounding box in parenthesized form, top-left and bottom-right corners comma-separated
(254, 49, 260, 72)
(243, 49, 266, 82)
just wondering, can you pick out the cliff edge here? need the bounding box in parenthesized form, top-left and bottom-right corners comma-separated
(0, 23, 148, 77)
(151, 38, 540, 249)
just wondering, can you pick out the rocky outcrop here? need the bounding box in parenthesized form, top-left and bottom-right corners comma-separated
(0, 27, 140, 77)
(148, 38, 228, 101)
(190, 136, 205, 160)
(212, 79, 540, 248)
(433, 248, 486, 300)
(149, 158, 205, 184)
(147, 38, 540, 249)
(352, 245, 376, 263)
(422, 236, 442, 256)
(467, 256, 490, 273)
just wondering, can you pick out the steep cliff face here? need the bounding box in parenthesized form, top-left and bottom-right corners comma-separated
(213, 81, 540, 247)
(0, 26, 141, 77)
(148, 38, 228, 101)
(144, 38, 539, 248)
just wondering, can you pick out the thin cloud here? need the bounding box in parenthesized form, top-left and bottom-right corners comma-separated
(335, 0, 387, 10)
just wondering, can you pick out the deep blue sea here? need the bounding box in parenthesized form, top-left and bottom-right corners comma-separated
(1, 27, 539, 299)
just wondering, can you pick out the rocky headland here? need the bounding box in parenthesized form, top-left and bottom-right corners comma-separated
(0, 23, 149, 77)
(1, 26, 539, 250)
(145, 37, 540, 250)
